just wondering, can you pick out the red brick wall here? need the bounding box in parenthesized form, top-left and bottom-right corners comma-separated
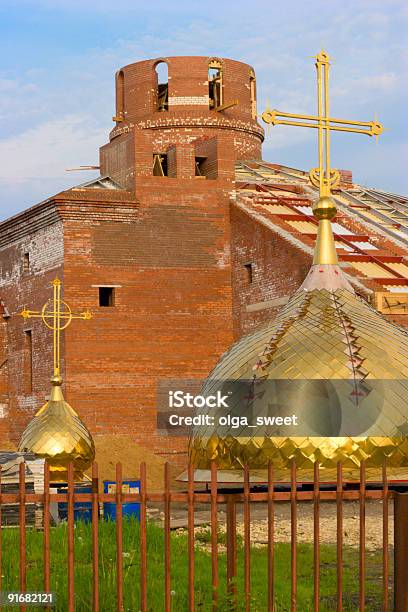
(60, 177, 235, 456)
(231, 204, 312, 337)
(100, 133, 134, 190)
(166, 145, 177, 178)
(194, 137, 218, 179)
(0, 207, 65, 442)
(0, 193, 142, 446)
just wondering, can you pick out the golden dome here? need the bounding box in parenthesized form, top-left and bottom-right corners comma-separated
(19, 376, 95, 482)
(190, 200, 408, 472)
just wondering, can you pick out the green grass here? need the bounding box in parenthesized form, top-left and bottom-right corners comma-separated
(0, 519, 390, 611)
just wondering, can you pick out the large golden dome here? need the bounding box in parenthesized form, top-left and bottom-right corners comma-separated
(190, 199, 408, 471)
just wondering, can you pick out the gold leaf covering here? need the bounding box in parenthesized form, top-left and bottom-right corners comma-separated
(190, 264, 408, 472)
(19, 377, 95, 482)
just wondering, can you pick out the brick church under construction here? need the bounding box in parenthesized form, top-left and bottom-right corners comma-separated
(1, 55, 408, 466)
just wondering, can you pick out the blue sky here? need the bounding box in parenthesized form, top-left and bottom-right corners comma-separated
(0, 0, 407, 218)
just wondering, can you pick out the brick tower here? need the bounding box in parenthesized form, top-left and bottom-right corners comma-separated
(0, 56, 264, 459)
(100, 56, 263, 189)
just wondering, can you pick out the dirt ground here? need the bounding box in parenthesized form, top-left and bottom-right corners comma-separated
(148, 499, 393, 551)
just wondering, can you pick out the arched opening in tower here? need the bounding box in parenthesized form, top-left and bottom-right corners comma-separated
(115, 70, 125, 120)
(249, 69, 257, 119)
(155, 61, 168, 112)
(208, 60, 223, 110)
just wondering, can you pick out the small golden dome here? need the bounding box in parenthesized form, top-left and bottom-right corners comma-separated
(19, 378, 95, 482)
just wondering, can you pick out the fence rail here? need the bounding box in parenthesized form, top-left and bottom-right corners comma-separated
(0, 460, 406, 611)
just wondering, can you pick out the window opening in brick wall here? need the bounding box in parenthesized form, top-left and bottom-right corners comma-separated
(23, 252, 30, 274)
(249, 70, 257, 119)
(155, 61, 168, 111)
(153, 153, 168, 176)
(244, 263, 253, 284)
(195, 156, 207, 177)
(208, 60, 223, 109)
(24, 330, 33, 394)
(99, 287, 115, 307)
(113, 70, 125, 121)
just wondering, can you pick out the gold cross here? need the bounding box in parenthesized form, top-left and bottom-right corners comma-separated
(261, 50, 384, 196)
(20, 277, 91, 380)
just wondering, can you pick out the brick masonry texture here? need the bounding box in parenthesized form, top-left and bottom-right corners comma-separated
(168, 96, 209, 106)
(0, 55, 406, 465)
(230, 205, 312, 337)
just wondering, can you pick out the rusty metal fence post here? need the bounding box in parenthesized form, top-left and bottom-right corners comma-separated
(394, 492, 408, 611)
(91, 462, 99, 612)
(226, 495, 238, 609)
(210, 462, 219, 610)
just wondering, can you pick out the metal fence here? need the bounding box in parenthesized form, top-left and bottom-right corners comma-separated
(0, 460, 407, 611)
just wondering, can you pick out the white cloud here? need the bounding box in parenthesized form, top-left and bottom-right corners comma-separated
(0, 114, 104, 185)
(359, 73, 398, 93)
(263, 124, 314, 150)
(0, 78, 20, 92)
(332, 72, 399, 102)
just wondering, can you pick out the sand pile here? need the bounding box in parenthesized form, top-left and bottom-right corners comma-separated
(87, 435, 180, 491)
(0, 439, 17, 451)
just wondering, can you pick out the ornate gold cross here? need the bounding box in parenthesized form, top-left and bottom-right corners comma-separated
(261, 50, 383, 196)
(21, 277, 92, 380)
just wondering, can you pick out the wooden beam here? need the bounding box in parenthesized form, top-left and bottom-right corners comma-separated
(215, 99, 239, 112)
(246, 296, 289, 313)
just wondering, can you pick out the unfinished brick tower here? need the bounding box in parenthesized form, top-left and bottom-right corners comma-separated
(0, 56, 264, 459)
(101, 56, 263, 187)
